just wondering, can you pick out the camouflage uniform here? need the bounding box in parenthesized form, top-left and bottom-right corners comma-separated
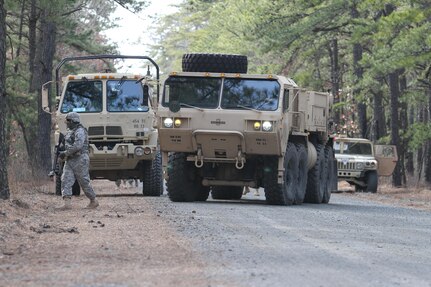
(61, 113, 96, 200)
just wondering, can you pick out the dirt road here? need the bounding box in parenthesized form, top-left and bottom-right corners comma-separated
(1, 180, 431, 287)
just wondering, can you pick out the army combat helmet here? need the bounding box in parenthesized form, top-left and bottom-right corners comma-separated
(65, 112, 80, 123)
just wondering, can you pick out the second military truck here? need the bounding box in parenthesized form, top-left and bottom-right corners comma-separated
(157, 53, 337, 205)
(42, 55, 163, 196)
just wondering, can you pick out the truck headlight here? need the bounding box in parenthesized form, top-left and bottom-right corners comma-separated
(134, 147, 144, 156)
(262, 121, 273, 131)
(163, 118, 173, 128)
(356, 162, 364, 169)
(253, 121, 261, 130)
(174, 119, 182, 127)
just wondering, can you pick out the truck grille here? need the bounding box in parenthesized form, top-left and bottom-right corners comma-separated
(90, 158, 123, 169)
(337, 161, 355, 170)
(88, 126, 104, 136)
(88, 126, 123, 136)
(106, 126, 122, 135)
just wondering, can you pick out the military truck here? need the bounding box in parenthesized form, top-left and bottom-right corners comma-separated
(334, 136, 398, 192)
(157, 53, 337, 205)
(42, 55, 163, 196)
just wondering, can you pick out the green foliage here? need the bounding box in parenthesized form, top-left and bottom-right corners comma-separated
(406, 122, 431, 150)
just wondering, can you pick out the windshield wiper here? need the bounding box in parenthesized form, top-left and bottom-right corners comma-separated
(179, 102, 204, 111)
(236, 104, 261, 113)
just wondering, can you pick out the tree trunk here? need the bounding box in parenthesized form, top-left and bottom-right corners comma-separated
(388, 71, 402, 187)
(371, 88, 386, 142)
(405, 105, 414, 175)
(36, 10, 56, 175)
(29, 7, 56, 176)
(351, 5, 367, 138)
(328, 39, 340, 126)
(14, 0, 26, 73)
(0, 0, 10, 200)
(425, 86, 431, 184)
(28, 0, 37, 87)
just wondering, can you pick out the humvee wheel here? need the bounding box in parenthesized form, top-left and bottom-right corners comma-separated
(295, 143, 308, 205)
(142, 151, 163, 196)
(167, 152, 200, 202)
(304, 144, 327, 203)
(182, 53, 248, 73)
(211, 186, 243, 200)
(264, 143, 298, 205)
(366, 171, 378, 193)
(322, 146, 335, 203)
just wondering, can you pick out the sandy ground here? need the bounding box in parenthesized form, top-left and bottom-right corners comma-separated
(0, 179, 430, 286)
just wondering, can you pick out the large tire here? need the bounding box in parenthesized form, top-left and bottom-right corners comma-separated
(182, 53, 248, 73)
(366, 170, 378, 193)
(142, 151, 163, 196)
(211, 186, 243, 200)
(304, 144, 327, 203)
(167, 152, 207, 202)
(322, 146, 335, 204)
(264, 143, 298, 205)
(295, 143, 308, 205)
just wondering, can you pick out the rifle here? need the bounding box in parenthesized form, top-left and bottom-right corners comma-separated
(48, 133, 65, 177)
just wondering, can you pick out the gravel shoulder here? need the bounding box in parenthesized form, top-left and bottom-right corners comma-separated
(1, 179, 430, 287)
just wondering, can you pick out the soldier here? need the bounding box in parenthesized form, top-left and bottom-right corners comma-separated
(56, 112, 99, 210)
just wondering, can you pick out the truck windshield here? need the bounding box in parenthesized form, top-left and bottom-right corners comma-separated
(163, 77, 221, 108)
(107, 80, 148, 112)
(61, 81, 103, 113)
(221, 78, 280, 111)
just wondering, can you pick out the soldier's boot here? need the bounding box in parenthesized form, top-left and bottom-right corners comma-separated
(55, 197, 72, 211)
(85, 198, 99, 209)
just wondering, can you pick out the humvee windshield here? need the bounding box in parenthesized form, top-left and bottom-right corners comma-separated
(334, 141, 373, 155)
(61, 81, 103, 113)
(163, 76, 280, 111)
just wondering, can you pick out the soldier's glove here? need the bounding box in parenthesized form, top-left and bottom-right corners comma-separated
(59, 152, 66, 160)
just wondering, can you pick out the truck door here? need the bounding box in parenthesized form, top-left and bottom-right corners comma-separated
(374, 145, 398, 176)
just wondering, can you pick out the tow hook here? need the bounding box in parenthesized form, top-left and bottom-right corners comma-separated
(195, 148, 204, 168)
(235, 150, 245, 169)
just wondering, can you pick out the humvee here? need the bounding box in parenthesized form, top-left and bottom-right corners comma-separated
(334, 136, 398, 192)
(157, 53, 337, 205)
(42, 55, 163, 196)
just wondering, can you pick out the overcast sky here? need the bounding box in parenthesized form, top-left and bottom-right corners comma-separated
(104, 0, 181, 55)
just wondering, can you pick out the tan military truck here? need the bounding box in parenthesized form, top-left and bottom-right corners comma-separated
(42, 55, 163, 196)
(334, 136, 398, 192)
(157, 53, 337, 205)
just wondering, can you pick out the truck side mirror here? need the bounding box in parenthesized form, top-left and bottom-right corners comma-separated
(41, 81, 52, 113)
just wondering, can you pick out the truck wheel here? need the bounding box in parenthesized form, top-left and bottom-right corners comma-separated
(366, 171, 378, 193)
(304, 144, 327, 203)
(322, 146, 335, 204)
(142, 151, 163, 196)
(211, 186, 243, 200)
(295, 143, 308, 205)
(167, 152, 197, 202)
(264, 143, 298, 205)
(182, 53, 248, 73)
(194, 186, 210, 201)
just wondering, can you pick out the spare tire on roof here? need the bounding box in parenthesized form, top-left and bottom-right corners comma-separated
(182, 53, 248, 73)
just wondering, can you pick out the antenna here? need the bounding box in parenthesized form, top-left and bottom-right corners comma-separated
(146, 65, 151, 77)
